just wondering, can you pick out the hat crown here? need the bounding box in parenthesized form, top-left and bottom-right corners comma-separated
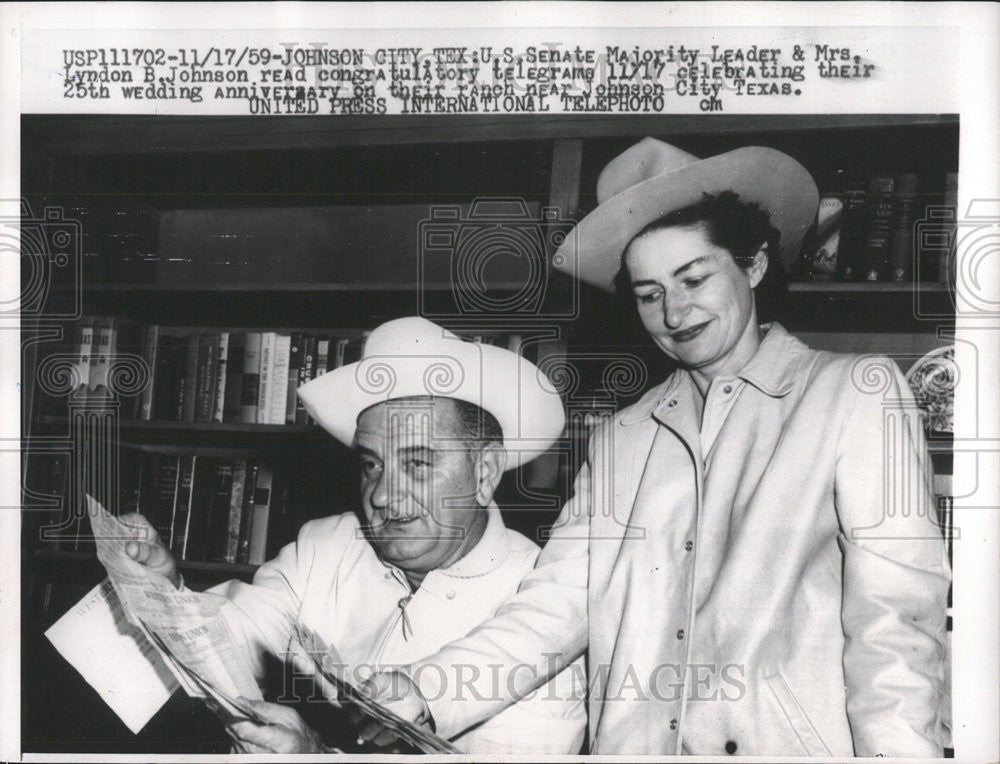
(364, 316, 458, 358)
(596, 137, 700, 203)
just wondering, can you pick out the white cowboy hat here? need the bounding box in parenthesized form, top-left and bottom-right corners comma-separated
(552, 137, 819, 291)
(296, 316, 565, 469)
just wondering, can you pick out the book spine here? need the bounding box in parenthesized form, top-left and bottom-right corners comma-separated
(268, 334, 291, 426)
(171, 455, 196, 558)
(223, 333, 247, 423)
(183, 456, 216, 562)
(194, 333, 219, 423)
(295, 335, 316, 425)
(181, 333, 200, 422)
(836, 171, 867, 282)
(888, 173, 919, 282)
(75, 317, 96, 392)
(205, 460, 235, 562)
(89, 317, 115, 393)
(315, 337, 330, 378)
(237, 463, 259, 563)
(139, 324, 160, 420)
(256, 332, 275, 424)
(212, 332, 229, 423)
(248, 465, 275, 565)
(239, 333, 262, 424)
(861, 175, 895, 281)
(334, 337, 349, 369)
(224, 459, 248, 563)
(939, 172, 958, 284)
(285, 333, 303, 424)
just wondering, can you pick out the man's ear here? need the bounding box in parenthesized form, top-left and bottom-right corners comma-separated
(475, 442, 507, 506)
(747, 245, 769, 289)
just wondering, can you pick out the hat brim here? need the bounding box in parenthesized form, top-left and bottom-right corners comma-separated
(297, 339, 565, 470)
(553, 146, 819, 291)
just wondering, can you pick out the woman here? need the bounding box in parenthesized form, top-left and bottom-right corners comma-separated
(372, 139, 952, 757)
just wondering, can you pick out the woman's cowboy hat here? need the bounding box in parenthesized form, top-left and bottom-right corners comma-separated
(552, 137, 819, 291)
(296, 316, 565, 470)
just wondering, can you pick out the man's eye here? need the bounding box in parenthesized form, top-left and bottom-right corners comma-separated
(407, 459, 431, 470)
(361, 460, 382, 477)
(684, 275, 708, 288)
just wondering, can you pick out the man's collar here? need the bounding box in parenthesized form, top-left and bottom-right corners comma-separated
(436, 503, 510, 579)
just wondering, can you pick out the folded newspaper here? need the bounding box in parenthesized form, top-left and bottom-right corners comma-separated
(73, 495, 455, 751)
(293, 621, 459, 753)
(84, 495, 266, 724)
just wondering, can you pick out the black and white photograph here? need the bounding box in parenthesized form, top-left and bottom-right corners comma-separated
(3, 3, 998, 761)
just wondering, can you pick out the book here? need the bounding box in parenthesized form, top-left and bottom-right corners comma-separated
(170, 455, 196, 557)
(315, 337, 330, 377)
(223, 332, 246, 423)
(247, 464, 275, 565)
(239, 333, 263, 424)
(117, 447, 144, 517)
(204, 460, 236, 562)
(138, 324, 160, 420)
(71, 317, 95, 392)
(111, 318, 153, 419)
(268, 333, 291, 426)
(224, 459, 248, 563)
(861, 175, 896, 281)
(334, 337, 350, 369)
(143, 453, 181, 548)
(256, 332, 276, 424)
(183, 456, 218, 562)
(286, 333, 303, 424)
(194, 333, 220, 423)
(939, 172, 958, 284)
(836, 169, 867, 282)
(237, 463, 260, 563)
(88, 317, 115, 394)
(888, 173, 919, 282)
(152, 334, 187, 421)
(295, 335, 316, 425)
(212, 332, 229, 423)
(181, 333, 200, 422)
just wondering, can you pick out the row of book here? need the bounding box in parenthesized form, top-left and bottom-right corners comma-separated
(58, 318, 543, 425)
(64, 318, 373, 425)
(797, 171, 958, 283)
(41, 449, 292, 566)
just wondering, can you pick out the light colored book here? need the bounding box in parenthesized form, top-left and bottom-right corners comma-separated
(268, 334, 291, 426)
(256, 331, 276, 424)
(212, 332, 229, 423)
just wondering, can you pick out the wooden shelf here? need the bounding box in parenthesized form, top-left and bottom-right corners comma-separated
(32, 548, 258, 576)
(787, 282, 950, 293)
(23, 113, 959, 156)
(70, 281, 525, 293)
(39, 416, 325, 435)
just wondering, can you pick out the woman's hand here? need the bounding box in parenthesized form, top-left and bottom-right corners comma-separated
(119, 512, 181, 588)
(228, 700, 326, 753)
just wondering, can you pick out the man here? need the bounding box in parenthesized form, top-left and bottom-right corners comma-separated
(125, 316, 585, 754)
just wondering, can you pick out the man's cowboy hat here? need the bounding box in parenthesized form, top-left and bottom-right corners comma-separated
(296, 317, 565, 469)
(552, 137, 819, 291)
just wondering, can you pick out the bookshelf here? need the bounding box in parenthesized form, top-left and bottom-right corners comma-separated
(20, 113, 957, 752)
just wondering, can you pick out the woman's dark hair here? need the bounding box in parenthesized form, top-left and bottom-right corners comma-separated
(613, 190, 788, 322)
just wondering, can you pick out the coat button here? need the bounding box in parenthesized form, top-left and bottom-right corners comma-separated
(669, 719, 678, 731)
(684, 540, 693, 552)
(446, 590, 456, 600)
(667, 399, 678, 408)
(676, 629, 685, 640)
(725, 740, 738, 754)
(723, 384, 733, 394)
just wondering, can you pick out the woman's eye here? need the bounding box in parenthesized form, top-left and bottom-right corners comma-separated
(684, 275, 708, 288)
(635, 291, 661, 305)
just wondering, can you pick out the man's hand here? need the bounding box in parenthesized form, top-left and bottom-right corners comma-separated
(352, 670, 433, 748)
(228, 700, 326, 753)
(119, 512, 180, 589)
